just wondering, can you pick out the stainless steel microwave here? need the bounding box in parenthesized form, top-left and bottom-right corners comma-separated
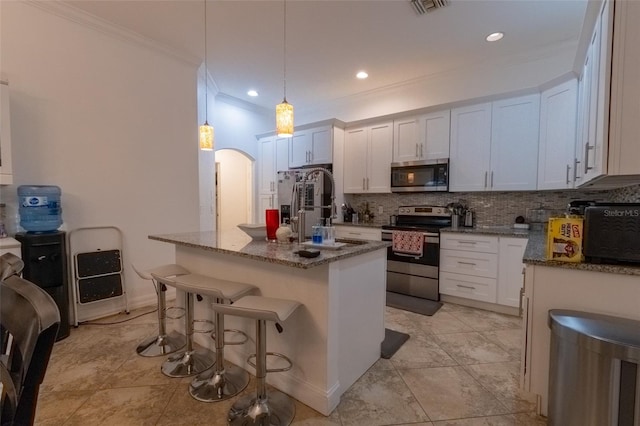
(390, 159, 449, 192)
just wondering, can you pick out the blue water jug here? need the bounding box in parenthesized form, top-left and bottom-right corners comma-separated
(18, 185, 63, 232)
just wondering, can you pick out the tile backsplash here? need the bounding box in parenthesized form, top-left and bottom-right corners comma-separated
(346, 184, 640, 227)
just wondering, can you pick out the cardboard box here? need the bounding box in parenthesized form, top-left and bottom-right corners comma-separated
(546, 217, 584, 262)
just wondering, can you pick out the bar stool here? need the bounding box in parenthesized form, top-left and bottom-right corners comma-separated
(173, 274, 256, 402)
(131, 264, 188, 357)
(152, 272, 217, 378)
(211, 295, 302, 426)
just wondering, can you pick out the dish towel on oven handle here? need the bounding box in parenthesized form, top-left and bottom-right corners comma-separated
(392, 230, 424, 258)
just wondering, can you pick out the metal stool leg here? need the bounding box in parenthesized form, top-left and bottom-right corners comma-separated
(161, 291, 214, 378)
(228, 319, 295, 426)
(136, 281, 186, 357)
(189, 298, 249, 402)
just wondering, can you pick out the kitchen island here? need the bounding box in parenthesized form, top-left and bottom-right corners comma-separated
(149, 230, 390, 415)
(520, 231, 640, 417)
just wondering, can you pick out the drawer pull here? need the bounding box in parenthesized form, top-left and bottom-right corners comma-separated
(456, 284, 476, 290)
(457, 240, 478, 244)
(457, 261, 477, 266)
(348, 232, 362, 236)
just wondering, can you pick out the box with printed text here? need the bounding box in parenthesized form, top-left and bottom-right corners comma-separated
(546, 217, 584, 262)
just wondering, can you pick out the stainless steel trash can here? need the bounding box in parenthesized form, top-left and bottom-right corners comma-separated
(548, 310, 640, 426)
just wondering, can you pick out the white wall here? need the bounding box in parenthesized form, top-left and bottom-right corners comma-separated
(0, 2, 200, 313)
(211, 95, 271, 224)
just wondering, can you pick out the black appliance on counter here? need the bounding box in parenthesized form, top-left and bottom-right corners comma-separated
(381, 206, 452, 301)
(15, 231, 70, 340)
(583, 203, 640, 265)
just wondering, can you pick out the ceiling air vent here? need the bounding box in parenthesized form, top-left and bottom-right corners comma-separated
(410, 0, 449, 15)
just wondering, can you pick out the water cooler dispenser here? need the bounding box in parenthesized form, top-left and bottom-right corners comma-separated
(15, 232, 70, 340)
(15, 185, 69, 340)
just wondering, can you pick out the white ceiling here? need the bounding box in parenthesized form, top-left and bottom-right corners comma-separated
(62, 0, 589, 114)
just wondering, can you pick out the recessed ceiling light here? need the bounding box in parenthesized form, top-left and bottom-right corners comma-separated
(247, 90, 258, 97)
(356, 71, 368, 79)
(486, 32, 504, 42)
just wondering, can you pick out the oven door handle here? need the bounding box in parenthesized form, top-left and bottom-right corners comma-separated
(392, 252, 423, 259)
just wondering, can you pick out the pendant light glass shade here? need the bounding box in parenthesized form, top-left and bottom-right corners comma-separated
(276, 99, 294, 137)
(200, 0, 214, 151)
(199, 121, 214, 151)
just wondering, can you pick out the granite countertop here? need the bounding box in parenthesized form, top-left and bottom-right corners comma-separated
(149, 230, 390, 270)
(440, 226, 530, 238)
(523, 231, 640, 276)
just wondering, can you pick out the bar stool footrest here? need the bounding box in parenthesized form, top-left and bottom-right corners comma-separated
(247, 352, 293, 373)
(211, 328, 249, 346)
(193, 319, 215, 334)
(165, 306, 185, 320)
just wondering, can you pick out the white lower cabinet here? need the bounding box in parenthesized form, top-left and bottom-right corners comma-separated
(440, 232, 527, 308)
(497, 237, 527, 307)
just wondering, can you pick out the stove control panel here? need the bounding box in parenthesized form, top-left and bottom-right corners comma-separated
(397, 206, 450, 217)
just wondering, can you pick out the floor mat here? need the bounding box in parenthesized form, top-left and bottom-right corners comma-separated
(380, 328, 410, 359)
(386, 291, 443, 316)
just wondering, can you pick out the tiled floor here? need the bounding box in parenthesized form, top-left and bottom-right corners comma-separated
(35, 302, 547, 425)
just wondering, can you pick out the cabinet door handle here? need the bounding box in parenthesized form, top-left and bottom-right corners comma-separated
(309, 150, 313, 163)
(457, 261, 477, 266)
(362, 178, 366, 191)
(456, 284, 476, 290)
(420, 143, 423, 158)
(566, 164, 571, 185)
(584, 142, 594, 173)
(573, 158, 580, 181)
(490, 171, 494, 188)
(367, 177, 370, 190)
(415, 144, 419, 157)
(484, 171, 488, 188)
(519, 286, 525, 318)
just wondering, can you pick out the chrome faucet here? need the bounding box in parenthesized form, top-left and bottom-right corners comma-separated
(292, 167, 337, 244)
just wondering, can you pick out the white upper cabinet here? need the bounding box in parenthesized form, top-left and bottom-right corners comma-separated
(289, 125, 333, 168)
(450, 95, 539, 192)
(259, 135, 289, 194)
(449, 103, 492, 192)
(490, 94, 540, 191)
(392, 110, 450, 163)
(582, 0, 612, 185)
(0, 82, 13, 185)
(392, 117, 419, 163)
(538, 79, 578, 190)
(606, 0, 640, 179)
(344, 121, 392, 193)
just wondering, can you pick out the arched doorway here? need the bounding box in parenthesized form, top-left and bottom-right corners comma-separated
(215, 149, 253, 231)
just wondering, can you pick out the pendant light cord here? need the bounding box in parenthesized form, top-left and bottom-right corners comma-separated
(283, 0, 287, 102)
(204, 0, 208, 122)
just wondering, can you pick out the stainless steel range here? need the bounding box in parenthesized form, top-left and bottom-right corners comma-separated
(381, 206, 451, 301)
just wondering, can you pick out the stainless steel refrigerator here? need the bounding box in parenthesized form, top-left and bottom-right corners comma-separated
(277, 166, 332, 238)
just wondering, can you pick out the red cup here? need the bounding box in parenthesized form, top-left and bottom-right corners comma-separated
(265, 209, 280, 241)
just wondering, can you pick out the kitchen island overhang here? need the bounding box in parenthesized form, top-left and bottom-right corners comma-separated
(149, 230, 390, 415)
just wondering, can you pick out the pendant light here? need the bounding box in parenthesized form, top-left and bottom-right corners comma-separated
(199, 0, 214, 151)
(276, 0, 294, 137)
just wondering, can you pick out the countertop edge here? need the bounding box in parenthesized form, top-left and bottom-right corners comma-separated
(149, 233, 390, 269)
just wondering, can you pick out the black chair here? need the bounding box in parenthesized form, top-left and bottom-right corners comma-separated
(1, 253, 60, 426)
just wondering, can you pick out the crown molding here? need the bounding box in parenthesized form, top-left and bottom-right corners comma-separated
(25, 1, 201, 67)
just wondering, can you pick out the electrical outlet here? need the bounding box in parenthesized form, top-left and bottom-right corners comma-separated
(378, 206, 384, 214)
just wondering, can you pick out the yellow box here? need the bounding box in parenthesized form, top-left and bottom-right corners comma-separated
(546, 217, 584, 262)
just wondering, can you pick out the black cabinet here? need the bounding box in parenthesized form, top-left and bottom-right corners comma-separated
(15, 231, 70, 341)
